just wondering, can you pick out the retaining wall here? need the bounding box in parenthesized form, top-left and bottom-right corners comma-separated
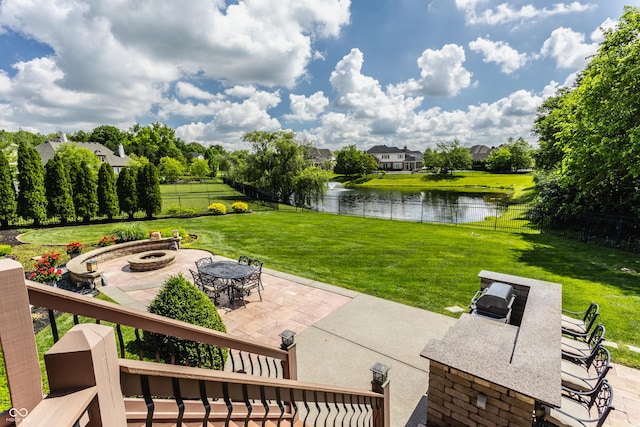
(67, 237, 180, 286)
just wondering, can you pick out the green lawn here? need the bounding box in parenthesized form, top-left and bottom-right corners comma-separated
(346, 171, 536, 201)
(18, 210, 640, 367)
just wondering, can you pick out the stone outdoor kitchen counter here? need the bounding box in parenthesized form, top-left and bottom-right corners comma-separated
(420, 270, 562, 408)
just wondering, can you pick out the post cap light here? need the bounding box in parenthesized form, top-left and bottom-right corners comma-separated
(370, 362, 390, 388)
(279, 329, 296, 349)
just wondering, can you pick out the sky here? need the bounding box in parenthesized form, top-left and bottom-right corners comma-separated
(0, 0, 633, 151)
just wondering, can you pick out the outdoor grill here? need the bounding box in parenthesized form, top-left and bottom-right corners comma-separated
(470, 282, 516, 323)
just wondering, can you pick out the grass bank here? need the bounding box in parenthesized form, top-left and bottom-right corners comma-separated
(342, 171, 536, 202)
(19, 210, 640, 367)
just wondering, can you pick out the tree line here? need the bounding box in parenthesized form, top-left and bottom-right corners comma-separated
(0, 142, 161, 227)
(0, 123, 224, 183)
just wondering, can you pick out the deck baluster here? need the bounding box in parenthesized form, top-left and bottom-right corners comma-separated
(141, 374, 154, 427)
(259, 385, 269, 427)
(172, 377, 185, 426)
(48, 309, 59, 342)
(73, 314, 79, 325)
(242, 383, 252, 427)
(198, 380, 211, 425)
(302, 390, 311, 427)
(116, 324, 125, 358)
(222, 382, 233, 426)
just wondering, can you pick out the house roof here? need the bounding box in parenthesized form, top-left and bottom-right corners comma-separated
(469, 145, 493, 161)
(307, 147, 334, 162)
(35, 136, 130, 168)
(367, 145, 405, 154)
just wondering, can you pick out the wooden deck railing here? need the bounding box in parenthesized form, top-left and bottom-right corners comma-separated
(0, 258, 389, 427)
(26, 279, 293, 378)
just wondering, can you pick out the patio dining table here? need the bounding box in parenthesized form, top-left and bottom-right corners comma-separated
(199, 261, 255, 303)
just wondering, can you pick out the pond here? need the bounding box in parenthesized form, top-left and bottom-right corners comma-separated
(310, 182, 510, 224)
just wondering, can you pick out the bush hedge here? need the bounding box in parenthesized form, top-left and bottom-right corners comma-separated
(0, 245, 11, 256)
(208, 203, 227, 215)
(143, 274, 227, 368)
(231, 201, 249, 213)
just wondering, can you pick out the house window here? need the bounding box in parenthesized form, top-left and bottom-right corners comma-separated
(397, 154, 404, 159)
(381, 155, 389, 159)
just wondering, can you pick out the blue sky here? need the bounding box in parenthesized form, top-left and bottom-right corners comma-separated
(0, 0, 633, 151)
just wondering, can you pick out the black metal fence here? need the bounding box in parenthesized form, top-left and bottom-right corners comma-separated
(539, 211, 640, 253)
(312, 195, 539, 233)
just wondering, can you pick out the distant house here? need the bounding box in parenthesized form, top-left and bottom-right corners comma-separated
(307, 147, 335, 168)
(35, 134, 130, 173)
(367, 145, 423, 171)
(469, 145, 493, 169)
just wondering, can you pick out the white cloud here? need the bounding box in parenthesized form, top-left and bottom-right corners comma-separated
(393, 44, 472, 97)
(540, 27, 599, 69)
(0, 0, 349, 134)
(468, 37, 528, 73)
(175, 82, 219, 101)
(457, 1, 597, 26)
(284, 92, 329, 122)
(172, 86, 281, 146)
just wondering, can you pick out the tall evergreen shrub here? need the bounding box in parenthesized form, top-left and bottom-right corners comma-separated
(137, 163, 162, 219)
(143, 274, 227, 369)
(17, 142, 47, 225)
(45, 157, 75, 224)
(117, 168, 137, 220)
(0, 151, 17, 227)
(97, 163, 119, 220)
(72, 160, 98, 222)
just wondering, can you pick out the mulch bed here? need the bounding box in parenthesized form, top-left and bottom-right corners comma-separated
(0, 228, 21, 247)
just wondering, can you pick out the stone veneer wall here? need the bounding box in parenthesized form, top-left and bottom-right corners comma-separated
(66, 237, 180, 286)
(427, 360, 535, 427)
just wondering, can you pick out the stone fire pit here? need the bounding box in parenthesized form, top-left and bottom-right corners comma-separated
(127, 250, 176, 272)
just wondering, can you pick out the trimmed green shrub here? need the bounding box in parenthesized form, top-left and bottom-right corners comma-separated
(142, 274, 227, 368)
(231, 201, 249, 213)
(208, 203, 227, 215)
(165, 205, 198, 216)
(111, 223, 147, 242)
(0, 245, 11, 256)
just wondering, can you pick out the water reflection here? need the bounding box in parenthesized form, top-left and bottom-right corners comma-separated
(312, 182, 509, 224)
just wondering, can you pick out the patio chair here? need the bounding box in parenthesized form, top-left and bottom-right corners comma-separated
(562, 302, 599, 338)
(230, 266, 262, 308)
(539, 379, 614, 427)
(189, 269, 204, 291)
(195, 256, 214, 271)
(562, 345, 611, 393)
(562, 324, 605, 360)
(199, 271, 228, 305)
(238, 255, 251, 265)
(249, 258, 264, 290)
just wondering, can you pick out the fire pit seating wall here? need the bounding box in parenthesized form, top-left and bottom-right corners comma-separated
(66, 237, 181, 287)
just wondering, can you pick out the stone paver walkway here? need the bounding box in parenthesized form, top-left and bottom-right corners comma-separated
(98, 248, 640, 427)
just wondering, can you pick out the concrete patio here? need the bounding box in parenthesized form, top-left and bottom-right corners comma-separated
(97, 248, 640, 427)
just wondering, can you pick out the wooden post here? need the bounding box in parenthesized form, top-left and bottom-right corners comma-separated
(282, 343, 298, 381)
(43, 324, 127, 426)
(0, 259, 43, 422)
